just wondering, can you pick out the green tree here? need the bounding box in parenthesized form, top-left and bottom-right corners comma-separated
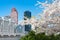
(20, 31, 60, 40)
(20, 31, 35, 40)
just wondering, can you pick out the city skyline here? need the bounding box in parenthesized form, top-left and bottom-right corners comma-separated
(0, 0, 52, 21)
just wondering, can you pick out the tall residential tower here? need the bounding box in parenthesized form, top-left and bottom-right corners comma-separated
(10, 8, 18, 24)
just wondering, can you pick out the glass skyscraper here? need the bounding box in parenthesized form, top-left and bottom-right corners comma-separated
(24, 11, 31, 32)
(25, 24, 31, 32)
(24, 11, 31, 20)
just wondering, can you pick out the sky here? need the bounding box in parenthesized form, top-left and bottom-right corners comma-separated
(0, 0, 52, 21)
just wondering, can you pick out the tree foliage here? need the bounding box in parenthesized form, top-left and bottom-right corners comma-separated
(20, 31, 60, 40)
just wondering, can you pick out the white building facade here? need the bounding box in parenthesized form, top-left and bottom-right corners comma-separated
(0, 16, 25, 40)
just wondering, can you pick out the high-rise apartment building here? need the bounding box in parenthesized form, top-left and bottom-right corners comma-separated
(10, 8, 18, 24)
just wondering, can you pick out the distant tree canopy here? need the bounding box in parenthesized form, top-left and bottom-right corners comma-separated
(20, 31, 60, 40)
